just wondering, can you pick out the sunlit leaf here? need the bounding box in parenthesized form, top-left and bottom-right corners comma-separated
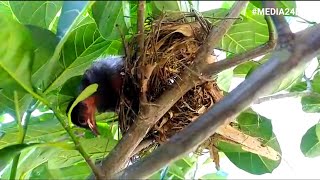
(56, 1, 89, 39)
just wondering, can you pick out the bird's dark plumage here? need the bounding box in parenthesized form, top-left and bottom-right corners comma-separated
(66, 56, 124, 135)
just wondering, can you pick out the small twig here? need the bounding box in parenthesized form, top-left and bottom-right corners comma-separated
(131, 139, 154, 156)
(303, 73, 313, 92)
(254, 91, 320, 104)
(116, 24, 130, 58)
(202, 14, 276, 76)
(137, 1, 145, 60)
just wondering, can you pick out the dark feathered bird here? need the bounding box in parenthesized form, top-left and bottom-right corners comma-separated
(66, 56, 124, 135)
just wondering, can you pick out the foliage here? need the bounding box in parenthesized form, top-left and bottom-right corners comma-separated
(0, 0, 319, 179)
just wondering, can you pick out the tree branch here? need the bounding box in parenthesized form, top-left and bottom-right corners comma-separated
(98, 1, 249, 178)
(254, 91, 320, 104)
(115, 23, 320, 179)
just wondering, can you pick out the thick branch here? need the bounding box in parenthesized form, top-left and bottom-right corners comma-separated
(98, 1, 248, 178)
(116, 23, 320, 179)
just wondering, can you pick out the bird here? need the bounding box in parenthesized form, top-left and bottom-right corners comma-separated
(66, 56, 125, 135)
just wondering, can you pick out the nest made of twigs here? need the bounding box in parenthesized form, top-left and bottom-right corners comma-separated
(118, 13, 224, 162)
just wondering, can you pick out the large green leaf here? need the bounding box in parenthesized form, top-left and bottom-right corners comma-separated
(218, 134, 281, 175)
(27, 25, 60, 88)
(0, 143, 39, 170)
(0, 113, 67, 149)
(0, 1, 13, 18)
(0, 15, 36, 115)
(217, 110, 281, 175)
(91, 1, 129, 40)
(150, 1, 181, 15)
(236, 109, 273, 140)
(203, 8, 268, 55)
(30, 162, 91, 180)
(0, 15, 34, 92)
(9, 1, 62, 30)
(300, 124, 320, 157)
(48, 137, 117, 169)
(0, 147, 58, 179)
(44, 17, 123, 94)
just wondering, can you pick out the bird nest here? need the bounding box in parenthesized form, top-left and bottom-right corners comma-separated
(119, 13, 224, 163)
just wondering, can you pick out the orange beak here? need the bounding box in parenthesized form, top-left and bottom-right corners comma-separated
(83, 96, 99, 136)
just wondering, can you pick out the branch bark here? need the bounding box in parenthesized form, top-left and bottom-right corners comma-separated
(254, 91, 320, 104)
(98, 1, 249, 178)
(115, 22, 320, 179)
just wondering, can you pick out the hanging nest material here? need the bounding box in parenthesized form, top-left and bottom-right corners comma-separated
(117, 12, 280, 168)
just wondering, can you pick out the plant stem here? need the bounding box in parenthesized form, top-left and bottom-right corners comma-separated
(10, 95, 37, 179)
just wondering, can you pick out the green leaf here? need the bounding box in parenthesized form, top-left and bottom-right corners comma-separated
(233, 61, 260, 78)
(51, 162, 91, 179)
(311, 72, 320, 93)
(57, 75, 82, 113)
(67, 83, 98, 126)
(236, 109, 273, 140)
(0, 143, 39, 170)
(44, 19, 122, 94)
(250, 1, 296, 10)
(288, 81, 307, 92)
(0, 16, 35, 115)
(203, 8, 268, 55)
(92, 1, 128, 40)
(300, 124, 320, 157)
(26, 25, 60, 88)
(0, 113, 66, 149)
(48, 136, 117, 169)
(9, 1, 62, 30)
(0, 91, 32, 117)
(216, 68, 233, 92)
(56, 1, 89, 39)
(0, 15, 34, 92)
(301, 95, 320, 113)
(150, 1, 181, 14)
(0, 1, 14, 18)
(218, 134, 281, 175)
(0, 147, 58, 179)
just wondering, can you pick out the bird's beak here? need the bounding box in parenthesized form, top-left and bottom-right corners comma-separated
(84, 97, 100, 136)
(87, 113, 99, 136)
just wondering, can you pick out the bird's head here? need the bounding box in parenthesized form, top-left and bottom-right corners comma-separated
(66, 96, 99, 136)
